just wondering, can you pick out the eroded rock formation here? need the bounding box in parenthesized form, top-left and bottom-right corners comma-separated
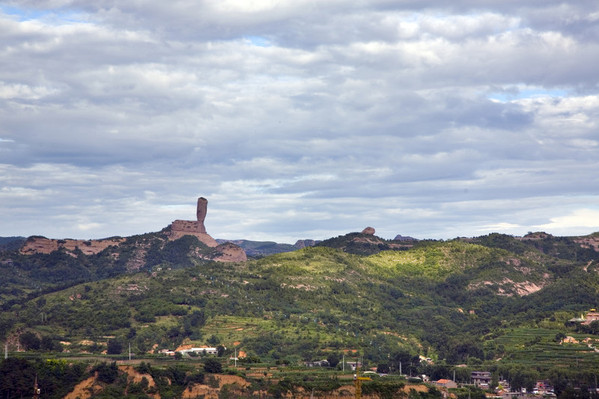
(167, 197, 216, 246)
(19, 196, 247, 263)
(196, 197, 208, 233)
(167, 221, 218, 246)
(206, 242, 247, 263)
(361, 226, 375, 235)
(165, 197, 247, 261)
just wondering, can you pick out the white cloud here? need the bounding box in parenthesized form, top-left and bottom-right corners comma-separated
(537, 209, 599, 233)
(0, 1, 598, 241)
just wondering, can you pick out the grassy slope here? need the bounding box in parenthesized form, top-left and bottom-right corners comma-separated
(3, 234, 599, 372)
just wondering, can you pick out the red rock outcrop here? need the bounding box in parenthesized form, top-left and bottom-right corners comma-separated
(575, 234, 599, 251)
(208, 242, 247, 262)
(166, 197, 219, 247)
(167, 220, 218, 247)
(361, 226, 375, 235)
(19, 236, 124, 255)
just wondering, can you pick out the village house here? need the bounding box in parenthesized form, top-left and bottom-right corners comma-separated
(583, 310, 599, 325)
(160, 345, 222, 357)
(158, 349, 176, 356)
(535, 380, 554, 394)
(180, 346, 220, 356)
(305, 359, 330, 367)
(435, 379, 458, 389)
(471, 371, 492, 387)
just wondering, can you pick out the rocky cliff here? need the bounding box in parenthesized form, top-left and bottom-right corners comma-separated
(18, 197, 246, 263)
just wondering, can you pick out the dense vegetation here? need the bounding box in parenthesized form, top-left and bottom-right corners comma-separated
(1, 230, 599, 397)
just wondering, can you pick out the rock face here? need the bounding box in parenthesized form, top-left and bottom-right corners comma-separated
(167, 197, 217, 247)
(167, 221, 218, 247)
(361, 227, 376, 235)
(294, 239, 318, 249)
(20, 236, 124, 255)
(575, 234, 599, 251)
(207, 242, 247, 262)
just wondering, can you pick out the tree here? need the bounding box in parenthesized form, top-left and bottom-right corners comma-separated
(327, 353, 340, 368)
(94, 362, 119, 384)
(207, 334, 220, 346)
(19, 331, 41, 350)
(554, 332, 567, 342)
(0, 358, 36, 398)
(107, 338, 123, 355)
(204, 358, 223, 374)
(40, 335, 58, 351)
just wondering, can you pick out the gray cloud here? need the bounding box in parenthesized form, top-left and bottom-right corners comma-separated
(1, 0, 598, 242)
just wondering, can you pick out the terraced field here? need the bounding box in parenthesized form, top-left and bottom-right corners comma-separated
(492, 327, 599, 368)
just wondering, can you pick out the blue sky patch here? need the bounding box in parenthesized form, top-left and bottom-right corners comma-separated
(245, 35, 272, 47)
(0, 5, 86, 24)
(489, 88, 568, 102)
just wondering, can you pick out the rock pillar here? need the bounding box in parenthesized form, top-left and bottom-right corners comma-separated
(196, 197, 208, 233)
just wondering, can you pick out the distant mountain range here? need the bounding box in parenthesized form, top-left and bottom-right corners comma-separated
(215, 238, 319, 257)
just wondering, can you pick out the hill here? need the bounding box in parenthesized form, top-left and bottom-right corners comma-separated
(0, 230, 245, 308)
(1, 229, 599, 395)
(315, 231, 416, 255)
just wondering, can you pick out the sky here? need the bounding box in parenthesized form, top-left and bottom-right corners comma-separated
(1, 1, 599, 243)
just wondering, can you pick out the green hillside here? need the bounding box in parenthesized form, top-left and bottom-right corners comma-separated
(1, 231, 599, 394)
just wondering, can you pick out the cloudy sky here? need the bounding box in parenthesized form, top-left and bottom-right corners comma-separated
(1, 1, 599, 243)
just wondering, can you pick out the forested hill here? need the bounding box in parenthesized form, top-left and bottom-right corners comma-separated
(0, 236, 25, 251)
(1, 230, 599, 379)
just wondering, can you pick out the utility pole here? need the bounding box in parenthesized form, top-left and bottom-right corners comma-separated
(129, 343, 132, 361)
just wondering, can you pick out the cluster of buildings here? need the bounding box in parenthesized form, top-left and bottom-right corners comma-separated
(568, 309, 599, 325)
(434, 371, 554, 397)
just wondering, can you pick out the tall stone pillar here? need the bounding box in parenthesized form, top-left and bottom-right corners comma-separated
(196, 197, 208, 233)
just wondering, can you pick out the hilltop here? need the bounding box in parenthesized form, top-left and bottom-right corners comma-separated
(16, 197, 246, 263)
